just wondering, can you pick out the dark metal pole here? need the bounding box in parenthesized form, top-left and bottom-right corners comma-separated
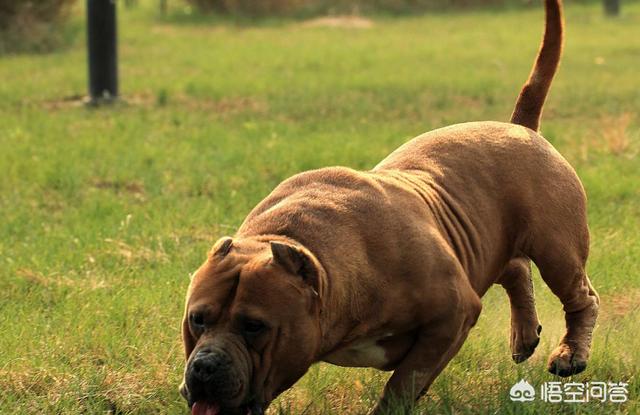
(87, 0, 118, 104)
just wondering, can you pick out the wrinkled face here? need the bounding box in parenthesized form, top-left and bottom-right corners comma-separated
(180, 237, 323, 415)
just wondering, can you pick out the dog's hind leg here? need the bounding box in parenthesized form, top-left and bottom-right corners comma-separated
(534, 244, 599, 377)
(498, 258, 542, 363)
(528, 201, 599, 377)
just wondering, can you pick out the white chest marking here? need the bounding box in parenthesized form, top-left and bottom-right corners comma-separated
(323, 334, 392, 368)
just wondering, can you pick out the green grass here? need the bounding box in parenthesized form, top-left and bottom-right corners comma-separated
(1, 2, 639, 414)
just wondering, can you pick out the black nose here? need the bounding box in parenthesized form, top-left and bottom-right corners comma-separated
(190, 350, 229, 383)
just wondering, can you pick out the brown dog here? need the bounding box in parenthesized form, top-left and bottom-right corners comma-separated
(180, 1, 600, 413)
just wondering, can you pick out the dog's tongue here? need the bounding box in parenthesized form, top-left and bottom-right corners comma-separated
(192, 401, 220, 415)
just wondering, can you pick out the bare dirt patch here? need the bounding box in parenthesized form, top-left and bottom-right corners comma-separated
(92, 179, 145, 196)
(40, 93, 268, 117)
(177, 95, 268, 115)
(40, 94, 87, 110)
(301, 16, 374, 29)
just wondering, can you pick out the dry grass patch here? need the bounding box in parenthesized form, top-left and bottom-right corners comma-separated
(16, 268, 109, 291)
(579, 113, 639, 161)
(0, 367, 76, 405)
(103, 238, 169, 265)
(602, 112, 636, 157)
(600, 288, 640, 321)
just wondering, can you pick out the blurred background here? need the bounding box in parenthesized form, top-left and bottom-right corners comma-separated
(0, 0, 626, 54)
(0, 0, 638, 414)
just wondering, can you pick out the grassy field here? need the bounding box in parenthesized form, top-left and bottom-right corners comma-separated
(1, 1, 639, 414)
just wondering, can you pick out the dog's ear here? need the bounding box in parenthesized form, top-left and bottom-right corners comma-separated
(182, 312, 195, 359)
(210, 236, 233, 258)
(270, 241, 319, 288)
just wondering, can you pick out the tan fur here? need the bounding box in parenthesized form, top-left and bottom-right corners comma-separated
(180, 1, 599, 414)
(511, 0, 564, 131)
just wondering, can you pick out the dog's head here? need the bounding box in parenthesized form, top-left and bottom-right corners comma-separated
(180, 236, 323, 415)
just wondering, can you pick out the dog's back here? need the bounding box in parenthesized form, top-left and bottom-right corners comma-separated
(374, 119, 587, 292)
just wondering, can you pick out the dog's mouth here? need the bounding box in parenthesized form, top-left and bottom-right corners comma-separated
(191, 400, 264, 415)
(183, 379, 263, 415)
(191, 401, 220, 415)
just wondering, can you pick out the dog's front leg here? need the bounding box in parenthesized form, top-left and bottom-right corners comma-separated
(370, 280, 482, 415)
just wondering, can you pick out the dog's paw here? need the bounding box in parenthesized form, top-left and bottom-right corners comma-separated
(511, 324, 542, 364)
(547, 343, 587, 377)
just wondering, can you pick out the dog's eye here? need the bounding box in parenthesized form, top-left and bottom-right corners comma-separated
(242, 319, 266, 336)
(189, 312, 206, 331)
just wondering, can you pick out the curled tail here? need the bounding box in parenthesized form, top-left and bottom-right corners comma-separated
(510, 0, 564, 131)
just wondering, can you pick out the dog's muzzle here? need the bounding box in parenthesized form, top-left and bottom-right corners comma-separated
(182, 338, 260, 415)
